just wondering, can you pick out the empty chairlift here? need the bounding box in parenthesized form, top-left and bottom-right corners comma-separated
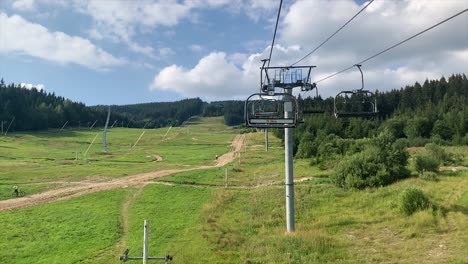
(245, 59, 316, 128)
(333, 64, 378, 118)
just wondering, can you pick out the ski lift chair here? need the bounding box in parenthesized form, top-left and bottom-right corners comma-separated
(245, 93, 299, 128)
(333, 65, 378, 118)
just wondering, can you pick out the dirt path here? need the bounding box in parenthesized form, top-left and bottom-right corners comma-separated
(150, 176, 321, 189)
(114, 187, 145, 252)
(0, 134, 246, 211)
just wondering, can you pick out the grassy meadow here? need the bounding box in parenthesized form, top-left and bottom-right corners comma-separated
(0, 117, 467, 263)
(0, 117, 235, 198)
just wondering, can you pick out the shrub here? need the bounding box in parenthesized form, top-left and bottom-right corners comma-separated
(414, 154, 439, 174)
(399, 188, 431, 216)
(425, 143, 453, 165)
(332, 151, 387, 189)
(419, 171, 438, 181)
(332, 132, 410, 189)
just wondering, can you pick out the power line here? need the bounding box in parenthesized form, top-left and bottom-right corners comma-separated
(314, 8, 468, 84)
(290, 0, 375, 67)
(266, 0, 283, 68)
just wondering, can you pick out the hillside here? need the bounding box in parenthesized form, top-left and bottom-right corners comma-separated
(0, 117, 466, 263)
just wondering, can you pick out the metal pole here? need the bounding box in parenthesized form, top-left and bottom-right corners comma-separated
(265, 128, 269, 152)
(102, 106, 111, 153)
(143, 220, 148, 264)
(90, 120, 98, 129)
(60, 120, 68, 131)
(284, 90, 295, 232)
(5, 117, 15, 136)
(132, 131, 146, 148)
(84, 133, 99, 157)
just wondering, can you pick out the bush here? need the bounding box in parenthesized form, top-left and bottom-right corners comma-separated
(414, 154, 439, 174)
(332, 132, 410, 189)
(399, 188, 431, 216)
(332, 151, 387, 189)
(419, 171, 438, 181)
(425, 143, 454, 165)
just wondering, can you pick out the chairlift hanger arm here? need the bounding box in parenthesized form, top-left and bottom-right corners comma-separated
(355, 64, 364, 91)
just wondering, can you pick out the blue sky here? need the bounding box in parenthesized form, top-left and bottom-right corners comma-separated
(0, 0, 467, 106)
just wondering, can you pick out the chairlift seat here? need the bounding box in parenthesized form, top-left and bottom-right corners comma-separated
(245, 93, 300, 128)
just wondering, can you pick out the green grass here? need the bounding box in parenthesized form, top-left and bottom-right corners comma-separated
(0, 189, 127, 264)
(158, 132, 330, 187)
(0, 117, 235, 198)
(0, 118, 466, 263)
(126, 185, 214, 262)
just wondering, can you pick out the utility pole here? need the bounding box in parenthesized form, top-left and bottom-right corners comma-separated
(284, 90, 295, 232)
(102, 106, 111, 153)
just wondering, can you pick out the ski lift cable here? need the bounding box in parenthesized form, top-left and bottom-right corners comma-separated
(314, 8, 468, 84)
(290, 0, 375, 67)
(266, 0, 284, 68)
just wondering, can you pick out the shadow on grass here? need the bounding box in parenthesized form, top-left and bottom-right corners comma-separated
(439, 170, 467, 177)
(447, 204, 468, 215)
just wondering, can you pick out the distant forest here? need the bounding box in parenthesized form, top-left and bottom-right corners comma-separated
(0, 74, 466, 147)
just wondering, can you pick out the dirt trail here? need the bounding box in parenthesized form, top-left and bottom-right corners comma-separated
(0, 134, 246, 211)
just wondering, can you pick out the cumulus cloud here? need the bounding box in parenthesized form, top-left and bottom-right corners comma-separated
(150, 52, 257, 99)
(150, 0, 468, 100)
(19, 83, 44, 91)
(0, 12, 126, 70)
(149, 46, 303, 100)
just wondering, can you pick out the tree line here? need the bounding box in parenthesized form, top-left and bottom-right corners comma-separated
(289, 73, 467, 156)
(0, 77, 245, 132)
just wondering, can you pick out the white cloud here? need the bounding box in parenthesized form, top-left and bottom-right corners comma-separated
(150, 52, 258, 100)
(150, 0, 468, 100)
(70, 0, 277, 57)
(0, 12, 126, 70)
(19, 83, 44, 91)
(72, 0, 192, 58)
(149, 46, 301, 100)
(11, 0, 36, 11)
